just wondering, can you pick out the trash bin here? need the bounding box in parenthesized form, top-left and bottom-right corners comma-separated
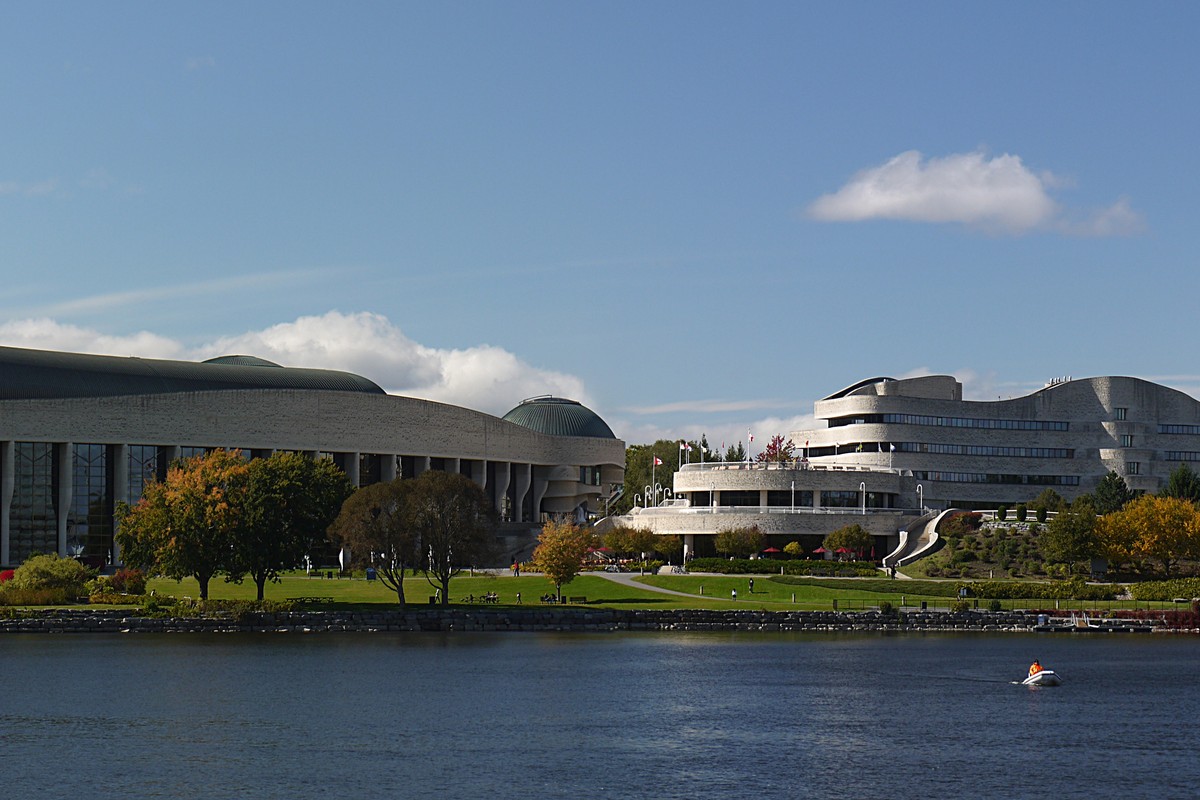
(920, 601, 927, 610)
(429, 596, 437, 605)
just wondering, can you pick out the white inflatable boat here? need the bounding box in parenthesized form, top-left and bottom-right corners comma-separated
(1022, 669, 1062, 687)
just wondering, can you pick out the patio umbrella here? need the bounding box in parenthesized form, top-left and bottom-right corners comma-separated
(812, 547, 827, 553)
(762, 547, 782, 553)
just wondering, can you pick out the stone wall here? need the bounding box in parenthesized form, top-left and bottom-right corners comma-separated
(0, 607, 1159, 634)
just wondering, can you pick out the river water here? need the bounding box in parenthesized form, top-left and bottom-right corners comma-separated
(1, 632, 1196, 799)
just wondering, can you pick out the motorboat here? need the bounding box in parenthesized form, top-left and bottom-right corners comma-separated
(1022, 669, 1063, 687)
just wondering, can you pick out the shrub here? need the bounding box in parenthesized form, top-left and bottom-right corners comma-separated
(8, 553, 90, 598)
(110, 568, 147, 595)
(996, 505, 1007, 521)
(0, 586, 78, 606)
(950, 599, 971, 613)
(877, 600, 894, 615)
(1015, 503, 1028, 523)
(987, 599, 1003, 612)
(0, 569, 13, 583)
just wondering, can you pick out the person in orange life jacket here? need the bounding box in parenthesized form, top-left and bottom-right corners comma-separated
(1029, 659, 1044, 677)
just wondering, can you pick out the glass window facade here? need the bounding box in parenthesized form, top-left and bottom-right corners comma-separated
(895, 442, 1072, 458)
(1165, 452, 1200, 462)
(912, 471, 1080, 486)
(11, 442, 57, 565)
(831, 414, 1069, 431)
(69, 444, 112, 563)
(127, 445, 164, 504)
(1160, 424, 1200, 435)
(767, 490, 812, 507)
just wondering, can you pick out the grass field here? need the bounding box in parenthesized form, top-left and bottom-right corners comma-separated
(142, 571, 958, 611)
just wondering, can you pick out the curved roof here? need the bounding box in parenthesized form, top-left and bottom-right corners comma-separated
(0, 345, 385, 400)
(502, 397, 616, 439)
(821, 376, 896, 401)
(203, 355, 283, 368)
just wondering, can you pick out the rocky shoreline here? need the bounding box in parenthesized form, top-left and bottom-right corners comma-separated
(0, 607, 1181, 634)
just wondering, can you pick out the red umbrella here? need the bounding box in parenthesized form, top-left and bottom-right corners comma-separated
(835, 547, 850, 553)
(762, 547, 782, 553)
(813, 547, 827, 553)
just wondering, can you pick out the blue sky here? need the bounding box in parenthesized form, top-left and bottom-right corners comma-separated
(1, 3, 1196, 450)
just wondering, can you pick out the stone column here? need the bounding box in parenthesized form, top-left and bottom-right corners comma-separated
(57, 442, 72, 557)
(0, 441, 13, 566)
(514, 464, 531, 523)
(381, 454, 397, 482)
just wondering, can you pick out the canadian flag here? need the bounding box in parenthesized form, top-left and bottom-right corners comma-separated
(748, 429, 754, 443)
(653, 457, 663, 466)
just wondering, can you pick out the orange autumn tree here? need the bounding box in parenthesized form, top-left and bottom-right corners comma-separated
(532, 519, 595, 601)
(1098, 494, 1200, 577)
(116, 449, 249, 600)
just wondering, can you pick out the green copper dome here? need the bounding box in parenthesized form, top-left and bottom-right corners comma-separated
(502, 397, 616, 439)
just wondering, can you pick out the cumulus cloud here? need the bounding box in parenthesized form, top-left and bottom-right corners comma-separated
(807, 150, 1142, 236)
(0, 311, 590, 418)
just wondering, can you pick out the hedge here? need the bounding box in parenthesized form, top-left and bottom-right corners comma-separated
(1129, 578, 1200, 602)
(688, 557, 878, 577)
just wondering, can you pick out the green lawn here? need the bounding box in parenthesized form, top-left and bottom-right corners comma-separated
(142, 571, 954, 611)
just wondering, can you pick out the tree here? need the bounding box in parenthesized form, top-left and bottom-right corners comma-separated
(756, 435, 796, 463)
(783, 541, 804, 559)
(1098, 494, 1200, 577)
(724, 442, 747, 463)
(602, 525, 655, 559)
(714, 526, 765, 558)
(328, 479, 419, 606)
(408, 470, 496, 605)
(823, 524, 874, 559)
(652, 533, 683, 562)
(1093, 471, 1136, 514)
(1161, 463, 1200, 504)
(532, 519, 595, 601)
(616, 441, 684, 514)
(116, 449, 249, 600)
(229, 453, 354, 601)
(1038, 497, 1099, 571)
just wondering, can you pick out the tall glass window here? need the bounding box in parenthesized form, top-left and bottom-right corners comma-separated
(11, 442, 57, 564)
(127, 445, 163, 504)
(69, 444, 112, 564)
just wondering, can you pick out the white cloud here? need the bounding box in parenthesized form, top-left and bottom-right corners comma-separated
(0, 311, 590, 418)
(807, 150, 1142, 236)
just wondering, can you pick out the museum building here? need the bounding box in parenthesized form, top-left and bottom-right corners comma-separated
(628, 374, 1200, 561)
(0, 345, 624, 568)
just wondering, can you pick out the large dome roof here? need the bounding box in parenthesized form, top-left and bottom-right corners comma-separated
(502, 397, 616, 439)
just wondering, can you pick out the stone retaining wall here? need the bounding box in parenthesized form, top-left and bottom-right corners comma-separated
(0, 607, 1139, 634)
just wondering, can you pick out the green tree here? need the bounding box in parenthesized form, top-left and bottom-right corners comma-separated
(532, 519, 595, 601)
(1093, 470, 1136, 514)
(783, 540, 804, 559)
(116, 449, 249, 600)
(652, 533, 683, 562)
(616, 441, 683, 514)
(1161, 463, 1200, 504)
(328, 479, 419, 606)
(724, 442, 747, 463)
(714, 526, 765, 558)
(409, 470, 496, 605)
(823, 524, 874, 559)
(228, 453, 354, 601)
(1038, 497, 1099, 571)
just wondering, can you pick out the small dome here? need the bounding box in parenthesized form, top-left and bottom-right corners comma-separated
(502, 396, 616, 439)
(203, 355, 283, 368)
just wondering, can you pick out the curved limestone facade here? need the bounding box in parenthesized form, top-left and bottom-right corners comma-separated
(0, 346, 624, 567)
(625, 374, 1200, 560)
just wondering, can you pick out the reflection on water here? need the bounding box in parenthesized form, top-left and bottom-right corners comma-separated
(1, 632, 1198, 799)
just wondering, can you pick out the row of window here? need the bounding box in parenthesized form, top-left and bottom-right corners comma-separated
(1159, 424, 1200, 435)
(895, 443, 1073, 459)
(912, 471, 1081, 486)
(1164, 452, 1200, 462)
(831, 414, 1069, 431)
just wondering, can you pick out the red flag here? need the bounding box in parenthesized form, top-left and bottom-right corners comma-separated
(653, 457, 663, 466)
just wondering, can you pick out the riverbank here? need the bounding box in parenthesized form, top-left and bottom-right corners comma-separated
(0, 607, 1187, 633)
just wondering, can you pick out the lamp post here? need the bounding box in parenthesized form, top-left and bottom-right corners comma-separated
(917, 484, 924, 513)
(860, 482, 866, 515)
(711, 483, 716, 513)
(791, 480, 795, 512)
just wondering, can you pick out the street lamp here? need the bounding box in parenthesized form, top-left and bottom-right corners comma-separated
(791, 480, 795, 512)
(860, 482, 866, 515)
(917, 484, 924, 513)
